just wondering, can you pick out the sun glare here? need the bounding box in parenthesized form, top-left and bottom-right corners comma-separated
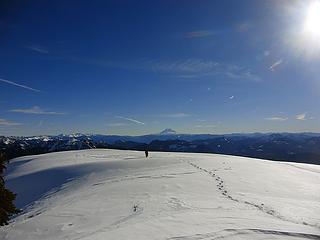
(304, 1, 320, 36)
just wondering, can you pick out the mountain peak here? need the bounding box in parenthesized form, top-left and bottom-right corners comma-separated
(159, 128, 177, 135)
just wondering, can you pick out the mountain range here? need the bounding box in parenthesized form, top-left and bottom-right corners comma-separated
(1, 129, 320, 164)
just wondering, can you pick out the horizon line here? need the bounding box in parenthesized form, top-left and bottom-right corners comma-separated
(1, 130, 320, 138)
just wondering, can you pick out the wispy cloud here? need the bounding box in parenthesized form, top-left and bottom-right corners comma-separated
(0, 78, 41, 92)
(157, 113, 191, 118)
(265, 117, 288, 121)
(116, 116, 145, 125)
(176, 74, 198, 79)
(195, 124, 217, 128)
(224, 68, 260, 82)
(63, 57, 261, 82)
(185, 22, 253, 39)
(164, 59, 259, 81)
(0, 119, 22, 126)
(10, 106, 66, 115)
(184, 30, 215, 39)
(235, 22, 253, 32)
(229, 95, 234, 99)
(296, 113, 306, 121)
(107, 122, 128, 127)
(27, 45, 49, 54)
(154, 59, 220, 73)
(162, 59, 260, 81)
(270, 59, 283, 71)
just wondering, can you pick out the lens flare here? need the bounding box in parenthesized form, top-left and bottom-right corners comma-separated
(304, 1, 320, 36)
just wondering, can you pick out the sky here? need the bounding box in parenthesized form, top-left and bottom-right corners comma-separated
(0, 0, 320, 136)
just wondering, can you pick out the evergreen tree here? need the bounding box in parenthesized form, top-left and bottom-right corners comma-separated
(0, 152, 20, 226)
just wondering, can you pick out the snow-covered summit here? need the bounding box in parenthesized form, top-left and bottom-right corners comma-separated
(2, 150, 320, 239)
(159, 128, 177, 135)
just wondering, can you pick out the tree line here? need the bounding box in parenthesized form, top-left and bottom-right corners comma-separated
(0, 152, 20, 226)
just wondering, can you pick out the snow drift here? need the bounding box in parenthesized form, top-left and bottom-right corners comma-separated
(1, 149, 320, 239)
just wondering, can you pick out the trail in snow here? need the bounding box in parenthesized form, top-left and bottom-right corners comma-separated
(186, 160, 319, 229)
(169, 228, 320, 240)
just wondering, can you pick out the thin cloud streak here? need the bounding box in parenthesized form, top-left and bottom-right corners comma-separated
(296, 113, 306, 121)
(195, 124, 217, 128)
(0, 78, 41, 93)
(270, 59, 283, 71)
(107, 122, 128, 127)
(116, 116, 145, 125)
(196, 119, 207, 122)
(184, 30, 215, 38)
(157, 113, 191, 118)
(10, 106, 66, 115)
(0, 119, 22, 126)
(235, 22, 253, 32)
(59, 56, 261, 82)
(27, 45, 49, 54)
(265, 117, 288, 121)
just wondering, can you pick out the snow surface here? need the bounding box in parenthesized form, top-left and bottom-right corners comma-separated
(1, 149, 320, 240)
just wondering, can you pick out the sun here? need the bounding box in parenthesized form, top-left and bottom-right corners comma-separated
(304, 1, 320, 36)
(293, 0, 320, 57)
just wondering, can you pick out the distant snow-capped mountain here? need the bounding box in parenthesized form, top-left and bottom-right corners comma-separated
(159, 128, 177, 135)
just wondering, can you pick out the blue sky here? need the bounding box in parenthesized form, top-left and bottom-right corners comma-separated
(0, 0, 320, 136)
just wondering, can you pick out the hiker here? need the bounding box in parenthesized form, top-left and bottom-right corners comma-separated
(145, 150, 149, 158)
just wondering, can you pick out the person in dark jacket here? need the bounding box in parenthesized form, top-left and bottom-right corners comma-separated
(145, 150, 149, 158)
